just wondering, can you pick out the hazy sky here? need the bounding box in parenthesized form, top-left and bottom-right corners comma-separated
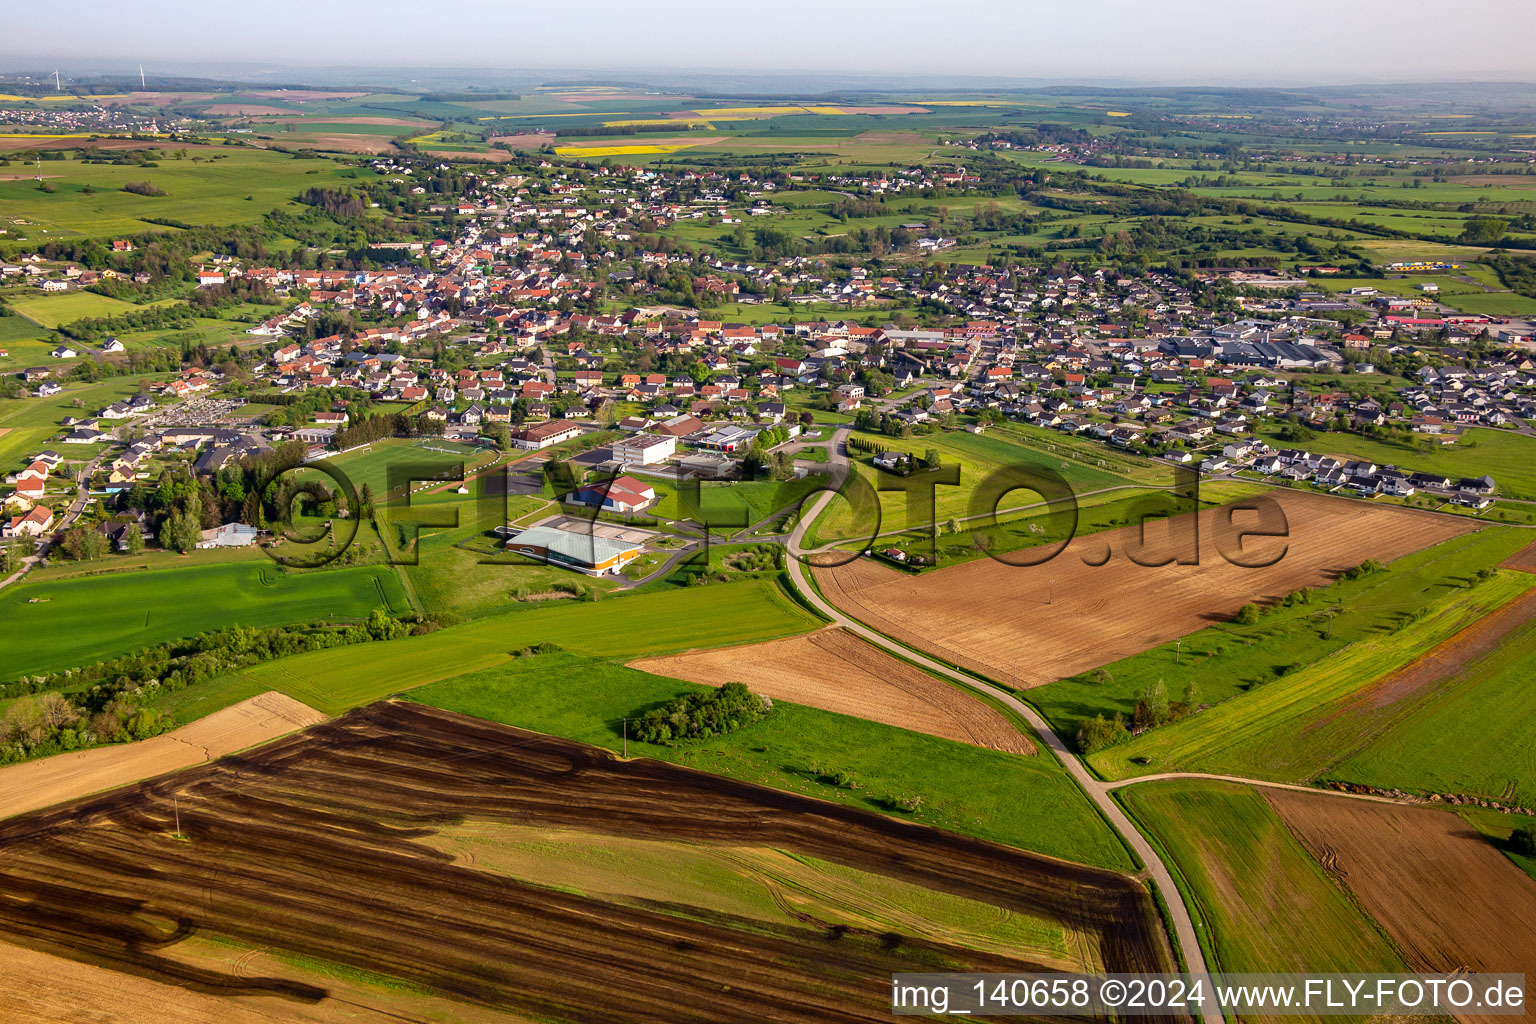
(7, 0, 1535, 84)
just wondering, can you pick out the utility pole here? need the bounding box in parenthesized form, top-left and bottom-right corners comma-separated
(622, 717, 628, 758)
(1175, 639, 1182, 665)
(1048, 578, 1054, 605)
(173, 795, 181, 839)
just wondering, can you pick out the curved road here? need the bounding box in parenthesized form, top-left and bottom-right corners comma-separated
(782, 427, 1223, 1021)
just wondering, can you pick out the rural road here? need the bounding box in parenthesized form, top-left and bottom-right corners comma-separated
(0, 451, 107, 592)
(782, 427, 1224, 1020)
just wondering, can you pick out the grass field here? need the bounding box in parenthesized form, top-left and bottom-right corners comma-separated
(0, 561, 410, 678)
(154, 578, 823, 721)
(1087, 541, 1534, 783)
(4, 290, 143, 328)
(0, 148, 358, 237)
(1034, 525, 1532, 746)
(1121, 780, 1405, 977)
(1333, 608, 1536, 806)
(413, 650, 1133, 871)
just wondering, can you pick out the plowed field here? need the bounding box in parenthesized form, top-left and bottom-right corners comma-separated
(814, 491, 1471, 685)
(0, 702, 1173, 1023)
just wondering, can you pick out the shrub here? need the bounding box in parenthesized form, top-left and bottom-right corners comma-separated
(1076, 712, 1126, 754)
(1235, 602, 1261, 625)
(631, 682, 772, 745)
(123, 180, 167, 197)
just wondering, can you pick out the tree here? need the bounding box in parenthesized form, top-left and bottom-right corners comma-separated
(125, 523, 144, 554)
(1235, 602, 1261, 625)
(60, 525, 104, 561)
(1133, 679, 1170, 730)
(1460, 216, 1507, 246)
(1076, 712, 1125, 754)
(1512, 825, 1536, 858)
(158, 509, 201, 553)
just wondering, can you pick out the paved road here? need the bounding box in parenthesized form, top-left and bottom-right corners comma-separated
(781, 426, 1223, 1018)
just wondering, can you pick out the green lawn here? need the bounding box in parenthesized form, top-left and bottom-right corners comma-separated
(1088, 555, 1534, 783)
(413, 650, 1133, 871)
(0, 561, 410, 678)
(1035, 526, 1531, 749)
(157, 578, 823, 720)
(1121, 780, 1405, 977)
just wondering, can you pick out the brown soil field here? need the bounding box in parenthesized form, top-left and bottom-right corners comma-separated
(275, 133, 400, 155)
(631, 627, 1034, 754)
(203, 104, 294, 116)
(0, 691, 325, 820)
(98, 92, 217, 106)
(853, 130, 925, 143)
(1501, 536, 1536, 572)
(814, 490, 1473, 686)
(490, 132, 556, 149)
(0, 937, 515, 1024)
(0, 702, 1173, 1023)
(1267, 789, 1536, 1017)
(255, 115, 432, 127)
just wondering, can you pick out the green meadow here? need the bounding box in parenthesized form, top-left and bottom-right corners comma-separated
(1088, 552, 1534, 784)
(0, 560, 410, 678)
(0, 147, 358, 237)
(154, 578, 822, 721)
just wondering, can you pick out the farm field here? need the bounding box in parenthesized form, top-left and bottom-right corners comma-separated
(1089, 557, 1534, 785)
(1120, 780, 1406, 977)
(161, 578, 822, 721)
(0, 561, 410, 678)
(1266, 789, 1536, 992)
(0, 691, 324, 820)
(3, 289, 143, 327)
(630, 626, 1034, 754)
(0, 703, 1171, 1023)
(0, 147, 359, 237)
(813, 489, 1473, 687)
(415, 649, 1128, 868)
(1033, 525, 1533, 745)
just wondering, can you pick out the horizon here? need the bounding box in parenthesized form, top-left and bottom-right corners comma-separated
(5, 0, 1535, 87)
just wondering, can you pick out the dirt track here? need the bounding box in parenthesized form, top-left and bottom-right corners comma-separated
(631, 627, 1035, 754)
(1266, 789, 1536, 1021)
(0, 692, 325, 820)
(814, 490, 1472, 686)
(0, 702, 1172, 1023)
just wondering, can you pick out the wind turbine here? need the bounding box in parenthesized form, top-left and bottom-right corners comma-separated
(53, 69, 60, 92)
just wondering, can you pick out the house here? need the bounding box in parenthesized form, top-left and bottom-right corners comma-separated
(504, 523, 640, 576)
(196, 522, 261, 548)
(50, 345, 78, 359)
(567, 474, 656, 515)
(3, 505, 54, 539)
(610, 433, 676, 466)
